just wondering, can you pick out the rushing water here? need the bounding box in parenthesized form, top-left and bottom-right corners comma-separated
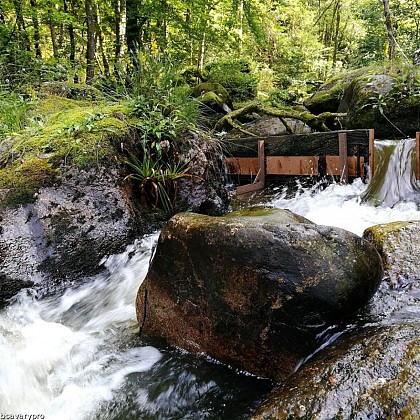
(0, 235, 271, 419)
(271, 139, 420, 236)
(1, 139, 420, 419)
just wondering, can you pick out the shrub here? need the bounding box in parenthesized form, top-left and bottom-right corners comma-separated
(202, 58, 258, 101)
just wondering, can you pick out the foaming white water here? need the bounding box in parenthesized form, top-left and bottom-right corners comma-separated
(271, 177, 420, 236)
(0, 233, 161, 419)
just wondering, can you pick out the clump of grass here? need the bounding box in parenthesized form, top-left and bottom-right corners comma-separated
(0, 91, 33, 134)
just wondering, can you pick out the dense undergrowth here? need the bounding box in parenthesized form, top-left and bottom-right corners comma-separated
(1, 54, 420, 210)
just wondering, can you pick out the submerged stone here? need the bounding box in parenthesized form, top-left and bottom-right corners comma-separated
(136, 208, 383, 381)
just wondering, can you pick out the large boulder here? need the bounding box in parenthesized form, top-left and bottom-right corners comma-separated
(305, 66, 420, 138)
(339, 73, 401, 138)
(253, 324, 420, 419)
(304, 68, 367, 115)
(0, 166, 142, 302)
(362, 221, 420, 322)
(175, 130, 230, 216)
(136, 207, 383, 381)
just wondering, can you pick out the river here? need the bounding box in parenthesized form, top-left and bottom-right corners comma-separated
(0, 139, 419, 419)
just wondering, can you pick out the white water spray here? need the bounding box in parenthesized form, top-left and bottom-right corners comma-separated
(0, 234, 161, 419)
(271, 139, 420, 236)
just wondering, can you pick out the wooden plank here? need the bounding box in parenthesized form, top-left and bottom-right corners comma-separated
(236, 181, 264, 195)
(225, 157, 258, 175)
(339, 132, 348, 183)
(369, 128, 375, 177)
(223, 129, 371, 158)
(257, 140, 265, 185)
(326, 156, 365, 176)
(227, 155, 364, 176)
(416, 132, 420, 180)
(266, 156, 319, 175)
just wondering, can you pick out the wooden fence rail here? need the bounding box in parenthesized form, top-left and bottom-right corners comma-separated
(225, 128, 420, 195)
(224, 129, 374, 194)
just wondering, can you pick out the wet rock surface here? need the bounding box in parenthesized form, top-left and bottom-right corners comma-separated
(253, 219, 420, 419)
(0, 167, 141, 301)
(136, 207, 383, 381)
(175, 130, 230, 216)
(0, 131, 230, 302)
(253, 323, 420, 419)
(363, 220, 420, 287)
(362, 220, 420, 324)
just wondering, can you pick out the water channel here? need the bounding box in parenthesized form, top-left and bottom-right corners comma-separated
(0, 139, 419, 418)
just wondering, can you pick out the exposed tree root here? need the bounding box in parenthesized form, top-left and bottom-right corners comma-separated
(213, 101, 346, 135)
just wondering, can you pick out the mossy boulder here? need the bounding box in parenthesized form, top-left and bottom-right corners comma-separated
(363, 221, 420, 287)
(253, 324, 420, 419)
(340, 73, 403, 137)
(304, 68, 367, 115)
(0, 157, 60, 207)
(136, 208, 383, 381)
(0, 92, 230, 302)
(191, 82, 233, 114)
(0, 94, 142, 302)
(305, 65, 420, 138)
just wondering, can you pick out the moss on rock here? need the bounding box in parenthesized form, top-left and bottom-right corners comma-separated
(0, 157, 60, 207)
(0, 94, 136, 208)
(304, 67, 369, 114)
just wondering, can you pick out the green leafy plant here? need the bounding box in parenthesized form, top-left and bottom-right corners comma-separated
(0, 91, 33, 134)
(124, 151, 190, 215)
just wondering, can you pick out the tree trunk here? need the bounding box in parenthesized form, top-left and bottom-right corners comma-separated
(85, 0, 96, 83)
(332, 1, 341, 68)
(13, 0, 30, 51)
(214, 102, 346, 134)
(96, 3, 110, 77)
(113, 0, 126, 74)
(197, 31, 206, 72)
(382, 0, 395, 60)
(126, 0, 139, 55)
(63, 0, 78, 82)
(238, 0, 244, 53)
(30, 0, 42, 58)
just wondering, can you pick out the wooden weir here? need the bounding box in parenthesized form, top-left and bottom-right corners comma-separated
(225, 129, 420, 195)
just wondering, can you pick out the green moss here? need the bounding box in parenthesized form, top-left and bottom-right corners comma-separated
(12, 96, 133, 167)
(224, 206, 279, 218)
(363, 221, 409, 259)
(0, 93, 137, 208)
(0, 157, 60, 207)
(309, 68, 369, 107)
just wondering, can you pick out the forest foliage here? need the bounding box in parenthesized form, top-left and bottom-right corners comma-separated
(1, 0, 419, 91)
(1, 0, 420, 211)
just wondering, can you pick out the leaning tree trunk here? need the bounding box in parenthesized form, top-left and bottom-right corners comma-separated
(383, 0, 395, 60)
(85, 0, 96, 83)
